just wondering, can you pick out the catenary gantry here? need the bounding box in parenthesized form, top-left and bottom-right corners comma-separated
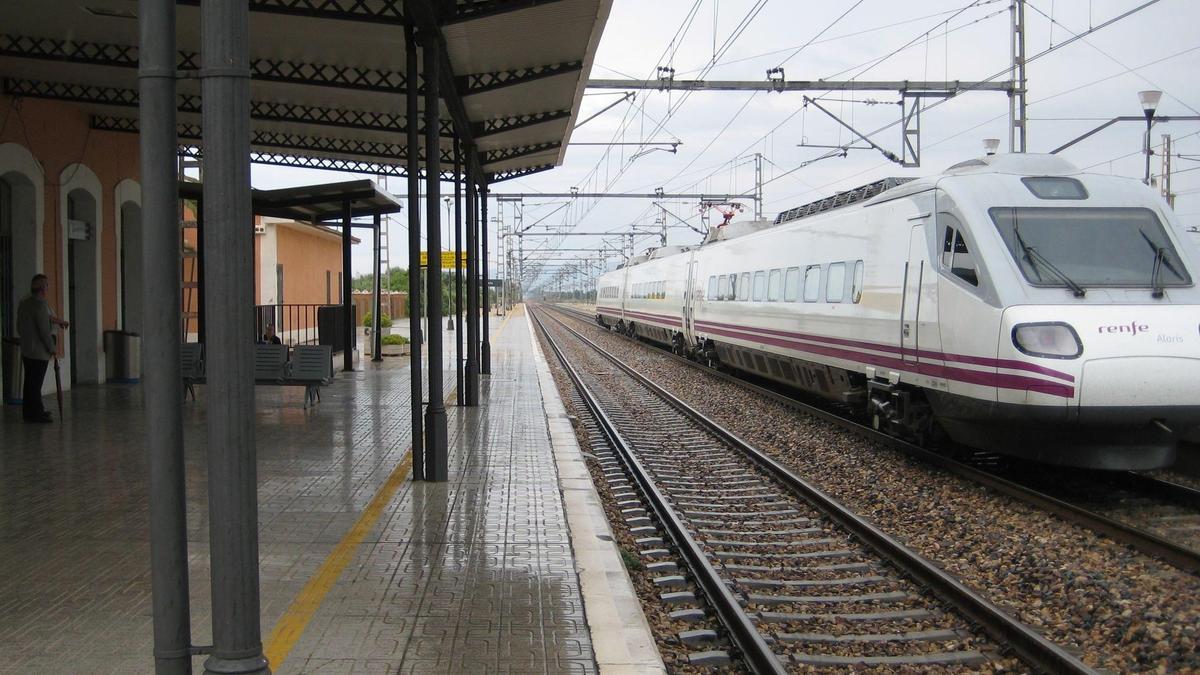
(0, 1, 610, 674)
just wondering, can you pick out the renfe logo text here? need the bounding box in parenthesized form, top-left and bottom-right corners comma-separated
(1098, 321, 1149, 335)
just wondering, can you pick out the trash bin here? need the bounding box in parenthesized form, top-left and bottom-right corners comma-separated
(104, 330, 141, 382)
(2, 337, 22, 404)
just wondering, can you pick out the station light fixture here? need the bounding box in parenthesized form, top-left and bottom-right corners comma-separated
(1139, 90, 1163, 185)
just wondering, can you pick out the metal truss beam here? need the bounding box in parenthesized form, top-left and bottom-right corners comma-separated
(176, 145, 457, 182)
(1, 33, 576, 99)
(446, 0, 569, 24)
(96, 116, 454, 165)
(483, 141, 560, 166)
(176, 0, 407, 26)
(0, 32, 412, 94)
(4, 78, 462, 138)
(462, 61, 583, 96)
(474, 109, 571, 138)
(488, 164, 555, 183)
(176, 0, 567, 27)
(587, 78, 1012, 93)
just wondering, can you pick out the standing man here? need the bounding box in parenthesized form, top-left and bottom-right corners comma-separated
(17, 274, 68, 423)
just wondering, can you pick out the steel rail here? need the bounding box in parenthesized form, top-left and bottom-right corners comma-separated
(536, 306, 1095, 675)
(549, 303, 1200, 575)
(1121, 472, 1200, 510)
(528, 309, 787, 675)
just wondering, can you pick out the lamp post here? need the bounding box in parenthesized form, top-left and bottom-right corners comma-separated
(1140, 90, 1162, 185)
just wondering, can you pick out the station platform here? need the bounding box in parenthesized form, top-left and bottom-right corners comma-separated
(0, 305, 661, 674)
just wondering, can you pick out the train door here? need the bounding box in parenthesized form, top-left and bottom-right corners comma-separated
(682, 252, 697, 345)
(901, 224, 925, 365)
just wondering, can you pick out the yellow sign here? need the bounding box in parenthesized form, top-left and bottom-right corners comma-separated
(419, 251, 468, 268)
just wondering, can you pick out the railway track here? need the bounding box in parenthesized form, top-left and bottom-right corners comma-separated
(545, 303, 1200, 575)
(531, 306, 1093, 673)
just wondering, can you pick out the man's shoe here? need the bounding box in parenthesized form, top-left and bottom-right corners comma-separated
(33, 413, 52, 423)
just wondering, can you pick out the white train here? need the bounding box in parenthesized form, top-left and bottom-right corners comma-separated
(596, 154, 1200, 470)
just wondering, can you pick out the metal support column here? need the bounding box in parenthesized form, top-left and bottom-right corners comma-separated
(196, 200, 205, 342)
(453, 139, 464, 406)
(199, 1, 268, 673)
(465, 168, 479, 407)
(371, 213, 382, 362)
(480, 179, 490, 374)
(341, 197, 353, 372)
(422, 33, 448, 481)
(404, 23, 424, 475)
(139, 1, 192, 672)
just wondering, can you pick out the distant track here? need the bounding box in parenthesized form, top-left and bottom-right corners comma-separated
(532, 305, 1094, 674)
(545, 303, 1200, 575)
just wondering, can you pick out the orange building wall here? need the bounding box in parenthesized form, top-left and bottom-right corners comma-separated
(1, 96, 140, 368)
(275, 223, 345, 307)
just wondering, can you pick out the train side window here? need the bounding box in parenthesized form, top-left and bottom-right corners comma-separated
(939, 213, 979, 287)
(826, 262, 846, 302)
(728, 273, 738, 300)
(752, 271, 766, 301)
(718, 275, 731, 301)
(851, 260, 865, 303)
(737, 272, 750, 300)
(707, 275, 717, 300)
(767, 269, 782, 301)
(803, 265, 821, 302)
(784, 267, 800, 302)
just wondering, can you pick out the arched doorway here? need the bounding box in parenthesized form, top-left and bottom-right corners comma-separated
(61, 163, 104, 387)
(0, 143, 44, 399)
(116, 180, 143, 335)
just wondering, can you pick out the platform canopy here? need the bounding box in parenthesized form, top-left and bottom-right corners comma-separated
(0, 0, 613, 182)
(179, 178, 402, 223)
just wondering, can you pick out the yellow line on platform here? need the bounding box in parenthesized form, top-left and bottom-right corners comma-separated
(493, 303, 521, 338)
(263, 450, 412, 668)
(264, 383, 459, 668)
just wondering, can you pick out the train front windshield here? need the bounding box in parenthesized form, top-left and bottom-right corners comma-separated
(989, 207, 1192, 289)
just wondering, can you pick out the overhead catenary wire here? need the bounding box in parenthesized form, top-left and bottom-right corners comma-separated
(761, 0, 1168, 192)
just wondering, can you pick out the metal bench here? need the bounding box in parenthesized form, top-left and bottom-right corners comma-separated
(181, 342, 334, 408)
(181, 342, 205, 401)
(253, 343, 289, 384)
(287, 345, 334, 409)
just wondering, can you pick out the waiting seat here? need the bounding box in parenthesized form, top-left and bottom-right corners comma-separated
(181, 342, 205, 400)
(288, 345, 334, 408)
(253, 343, 289, 384)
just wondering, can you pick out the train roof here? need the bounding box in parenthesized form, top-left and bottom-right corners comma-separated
(613, 154, 1089, 270)
(773, 177, 915, 226)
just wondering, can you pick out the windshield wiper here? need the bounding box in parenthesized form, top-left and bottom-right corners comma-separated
(1138, 230, 1177, 299)
(1013, 218, 1086, 297)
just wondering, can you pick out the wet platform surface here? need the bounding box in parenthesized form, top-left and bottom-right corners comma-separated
(0, 308, 654, 673)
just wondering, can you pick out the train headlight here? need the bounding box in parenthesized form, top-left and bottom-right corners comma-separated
(1012, 322, 1083, 359)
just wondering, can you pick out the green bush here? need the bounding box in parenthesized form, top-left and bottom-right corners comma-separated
(381, 334, 409, 346)
(362, 311, 393, 328)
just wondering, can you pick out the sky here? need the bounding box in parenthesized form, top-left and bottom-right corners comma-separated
(249, 0, 1200, 291)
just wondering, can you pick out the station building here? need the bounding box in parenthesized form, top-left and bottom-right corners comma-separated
(0, 96, 359, 393)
